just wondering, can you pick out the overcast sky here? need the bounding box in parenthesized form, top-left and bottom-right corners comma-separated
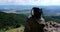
(0, 0, 60, 6)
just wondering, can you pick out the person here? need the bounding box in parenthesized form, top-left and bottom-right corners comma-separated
(24, 7, 45, 32)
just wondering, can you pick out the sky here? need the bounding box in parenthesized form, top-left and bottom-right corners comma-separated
(0, 0, 60, 6)
(0, 0, 60, 16)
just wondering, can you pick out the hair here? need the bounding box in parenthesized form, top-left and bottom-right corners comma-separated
(32, 7, 43, 19)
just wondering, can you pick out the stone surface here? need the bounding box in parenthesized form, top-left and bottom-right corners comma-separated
(44, 21, 60, 32)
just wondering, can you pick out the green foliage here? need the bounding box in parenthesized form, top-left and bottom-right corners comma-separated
(0, 12, 27, 30)
(44, 16, 60, 23)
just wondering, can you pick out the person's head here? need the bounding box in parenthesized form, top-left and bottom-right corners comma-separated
(32, 7, 42, 16)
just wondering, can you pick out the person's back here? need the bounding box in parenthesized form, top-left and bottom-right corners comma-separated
(24, 7, 45, 32)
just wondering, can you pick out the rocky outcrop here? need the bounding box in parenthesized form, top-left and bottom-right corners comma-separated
(44, 21, 60, 32)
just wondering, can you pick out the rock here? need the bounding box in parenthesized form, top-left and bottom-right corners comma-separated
(44, 21, 60, 32)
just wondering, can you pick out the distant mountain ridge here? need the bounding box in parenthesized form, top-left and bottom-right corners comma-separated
(0, 5, 60, 16)
(0, 5, 60, 9)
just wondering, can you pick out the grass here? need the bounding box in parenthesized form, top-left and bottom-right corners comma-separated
(5, 25, 24, 32)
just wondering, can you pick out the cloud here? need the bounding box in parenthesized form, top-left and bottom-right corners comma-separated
(0, 0, 60, 6)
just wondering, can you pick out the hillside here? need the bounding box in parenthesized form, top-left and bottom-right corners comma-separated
(45, 16, 60, 23)
(0, 12, 27, 31)
(0, 11, 60, 32)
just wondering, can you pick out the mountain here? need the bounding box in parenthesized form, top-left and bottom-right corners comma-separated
(43, 8, 60, 16)
(0, 11, 60, 31)
(0, 5, 60, 16)
(15, 8, 60, 16)
(0, 5, 60, 9)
